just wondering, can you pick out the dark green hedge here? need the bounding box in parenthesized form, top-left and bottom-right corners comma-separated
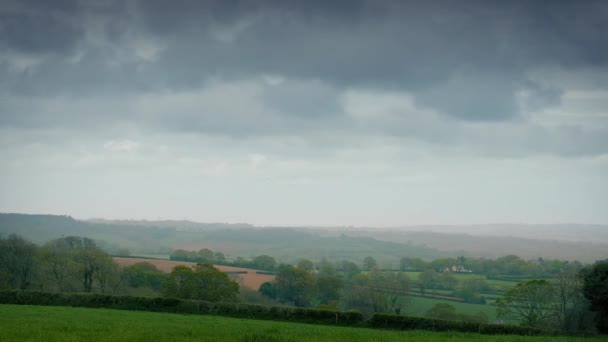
(0, 290, 549, 336)
(369, 313, 542, 336)
(0, 290, 362, 326)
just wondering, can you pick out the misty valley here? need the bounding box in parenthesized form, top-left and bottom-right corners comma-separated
(1, 213, 607, 337)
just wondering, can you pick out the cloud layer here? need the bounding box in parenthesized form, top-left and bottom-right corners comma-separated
(1, 0, 607, 224)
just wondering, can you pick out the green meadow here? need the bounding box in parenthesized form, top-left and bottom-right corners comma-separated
(0, 304, 601, 342)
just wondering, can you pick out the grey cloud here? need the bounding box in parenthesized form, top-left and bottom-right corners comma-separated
(0, 2, 83, 55)
(3, 1, 608, 120)
(0, 0, 607, 158)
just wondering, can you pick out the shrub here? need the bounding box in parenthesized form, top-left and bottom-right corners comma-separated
(369, 313, 542, 336)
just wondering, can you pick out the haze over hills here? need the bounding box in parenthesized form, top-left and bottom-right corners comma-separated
(2, 213, 607, 264)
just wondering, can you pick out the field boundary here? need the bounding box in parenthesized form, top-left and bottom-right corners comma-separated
(0, 290, 552, 336)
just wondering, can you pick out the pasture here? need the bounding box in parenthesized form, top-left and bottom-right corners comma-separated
(0, 304, 601, 342)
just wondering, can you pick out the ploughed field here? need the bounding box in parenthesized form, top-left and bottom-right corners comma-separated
(113, 257, 274, 291)
(0, 304, 601, 342)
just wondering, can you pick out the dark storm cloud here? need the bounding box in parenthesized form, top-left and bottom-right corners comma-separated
(0, 0, 607, 129)
(0, 0, 83, 55)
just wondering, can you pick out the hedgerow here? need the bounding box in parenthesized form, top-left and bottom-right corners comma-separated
(0, 290, 547, 336)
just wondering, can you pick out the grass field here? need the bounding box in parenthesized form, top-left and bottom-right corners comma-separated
(0, 304, 601, 342)
(407, 296, 498, 321)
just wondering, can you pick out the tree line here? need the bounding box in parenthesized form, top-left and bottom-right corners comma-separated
(2, 234, 607, 334)
(0, 234, 239, 302)
(400, 255, 585, 278)
(170, 248, 279, 272)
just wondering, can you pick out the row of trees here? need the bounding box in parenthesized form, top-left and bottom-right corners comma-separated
(258, 259, 411, 316)
(0, 234, 121, 294)
(3, 234, 607, 333)
(400, 255, 584, 278)
(496, 264, 608, 333)
(0, 234, 239, 302)
(170, 248, 279, 272)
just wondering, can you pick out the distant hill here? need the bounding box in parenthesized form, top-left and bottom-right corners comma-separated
(1, 213, 607, 264)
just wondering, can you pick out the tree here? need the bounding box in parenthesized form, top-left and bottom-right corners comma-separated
(297, 259, 314, 271)
(581, 261, 608, 333)
(551, 269, 593, 333)
(496, 279, 555, 328)
(317, 259, 336, 275)
(63, 236, 106, 293)
(425, 303, 488, 323)
(363, 256, 377, 271)
(400, 257, 427, 271)
(316, 273, 342, 304)
(37, 238, 74, 292)
(417, 270, 441, 295)
(197, 248, 214, 262)
(455, 279, 489, 304)
(340, 260, 360, 280)
(162, 263, 239, 302)
(439, 272, 459, 290)
(426, 303, 460, 321)
(341, 270, 409, 315)
(252, 255, 277, 271)
(124, 262, 167, 291)
(94, 254, 124, 295)
(0, 234, 37, 290)
(274, 266, 316, 307)
(258, 282, 277, 299)
(213, 252, 226, 263)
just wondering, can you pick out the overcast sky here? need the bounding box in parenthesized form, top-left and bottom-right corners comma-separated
(1, 0, 607, 226)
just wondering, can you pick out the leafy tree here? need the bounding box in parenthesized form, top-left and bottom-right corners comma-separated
(417, 270, 441, 295)
(274, 266, 316, 307)
(400, 257, 427, 271)
(363, 256, 377, 271)
(124, 262, 167, 291)
(170, 249, 196, 261)
(455, 278, 489, 304)
(197, 248, 214, 262)
(37, 238, 74, 292)
(162, 263, 239, 301)
(297, 259, 314, 271)
(63, 236, 107, 293)
(496, 279, 555, 328)
(426, 303, 460, 320)
(94, 254, 124, 295)
(0, 234, 37, 290)
(340, 260, 360, 280)
(317, 259, 336, 275)
(252, 255, 277, 271)
(258, 281, 277, 299)
(425, 303, 488, 323)
(341, 270, 409, 315)
(439, 272, 458, 290)
(213, 251, 226, 263)
(551, 269, 593, 333)
(581, 261, 608, 333)
(316, 273, 342, 304)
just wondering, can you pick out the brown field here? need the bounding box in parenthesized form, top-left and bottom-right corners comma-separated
(113, 257, 275, 291)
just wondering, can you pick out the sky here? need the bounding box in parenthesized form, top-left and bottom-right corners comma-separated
(1, 0, 607, 226)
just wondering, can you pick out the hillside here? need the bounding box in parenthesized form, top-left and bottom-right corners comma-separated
(2, 213, 607, 264)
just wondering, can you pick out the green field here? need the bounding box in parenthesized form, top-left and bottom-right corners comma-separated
(0, 304, 601, 342)
(406, 296, 498, 321)
(403, 271, 523, 288)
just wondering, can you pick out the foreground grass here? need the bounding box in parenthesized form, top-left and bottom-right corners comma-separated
(0, 305, 602, 342)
